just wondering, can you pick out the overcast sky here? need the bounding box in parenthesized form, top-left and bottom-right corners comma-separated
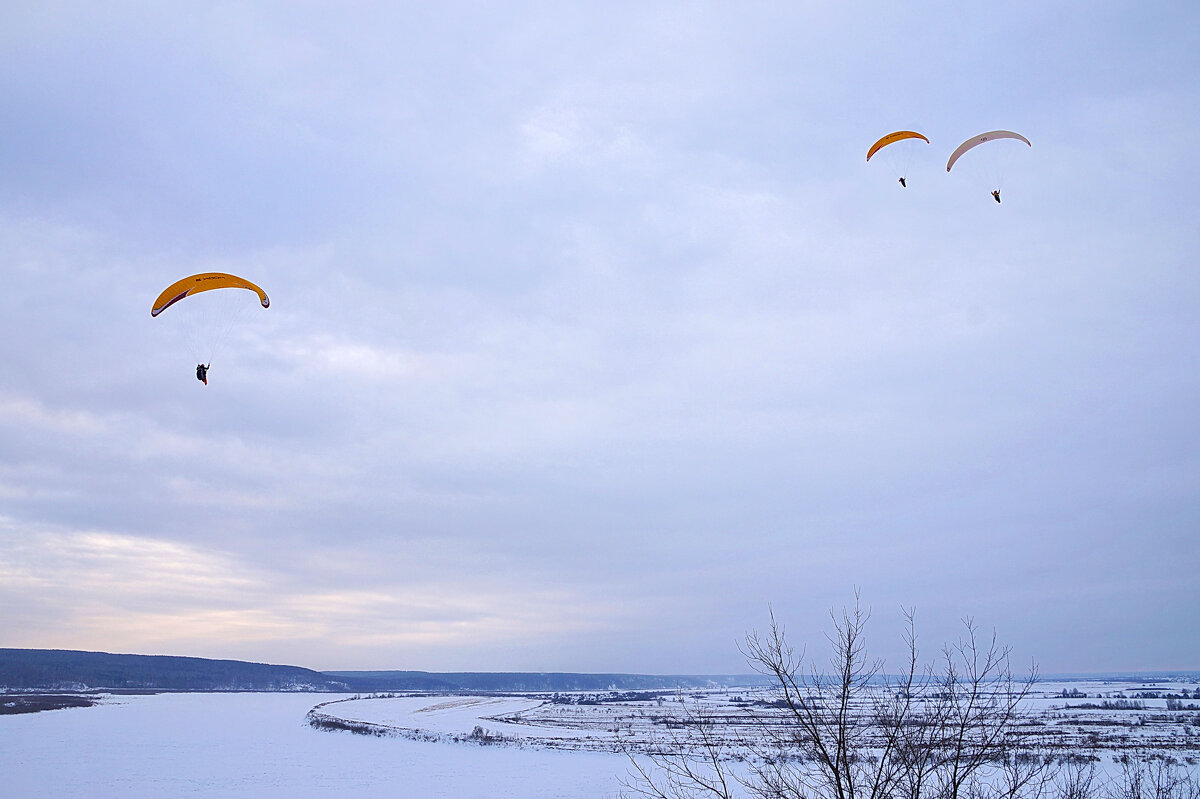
(1, 1, 1197, 674)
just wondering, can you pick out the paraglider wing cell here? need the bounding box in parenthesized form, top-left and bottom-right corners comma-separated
(151, 273, 270, 317)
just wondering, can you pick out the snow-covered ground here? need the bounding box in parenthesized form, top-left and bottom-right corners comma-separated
(316, 694, 607, 742)
(317, 678, 1200, 758)
(0, 692, 631, 798)
(2, 678, 1195, 798)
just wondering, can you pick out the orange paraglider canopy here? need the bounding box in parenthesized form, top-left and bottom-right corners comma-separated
(151, 273, 270, 317)
(866, 131, 930, 162)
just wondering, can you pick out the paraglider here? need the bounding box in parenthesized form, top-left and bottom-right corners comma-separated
(151, 272, 270, 317)
(152, 273, 270, 384)
(867, 131, 930, 188)
(946, 131, 1031, 201)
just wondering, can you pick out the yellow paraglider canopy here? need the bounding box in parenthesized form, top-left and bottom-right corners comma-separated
(866, 131, 930, 162)
(151, 273, 270, 318)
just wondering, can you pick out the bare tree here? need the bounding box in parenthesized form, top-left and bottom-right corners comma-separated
(627, 593, 1057, 799)
(1107, 756, 1200, 799)
(621, 695, 743, 799)
(1053, 757, 1099, 799)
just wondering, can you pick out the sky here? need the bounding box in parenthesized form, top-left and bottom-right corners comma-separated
(1, 1, 1197, 675)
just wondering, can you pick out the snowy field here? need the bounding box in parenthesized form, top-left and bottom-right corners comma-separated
(315, 677, 1200, 758)
(2, 678, 1196, 798)
(0, 692, 631, 798)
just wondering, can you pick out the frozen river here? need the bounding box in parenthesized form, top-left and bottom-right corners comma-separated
(0, 692, 630, 798)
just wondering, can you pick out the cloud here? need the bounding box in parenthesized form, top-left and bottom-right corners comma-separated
(1, 1, 1198, 673)
(0, 517, 643, 666)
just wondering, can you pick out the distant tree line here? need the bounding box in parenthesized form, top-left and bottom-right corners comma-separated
(0, 648, 774, 694)
(0, 649, 345, 692)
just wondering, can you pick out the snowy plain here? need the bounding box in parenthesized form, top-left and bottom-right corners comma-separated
(319, 678, 1200, 757)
